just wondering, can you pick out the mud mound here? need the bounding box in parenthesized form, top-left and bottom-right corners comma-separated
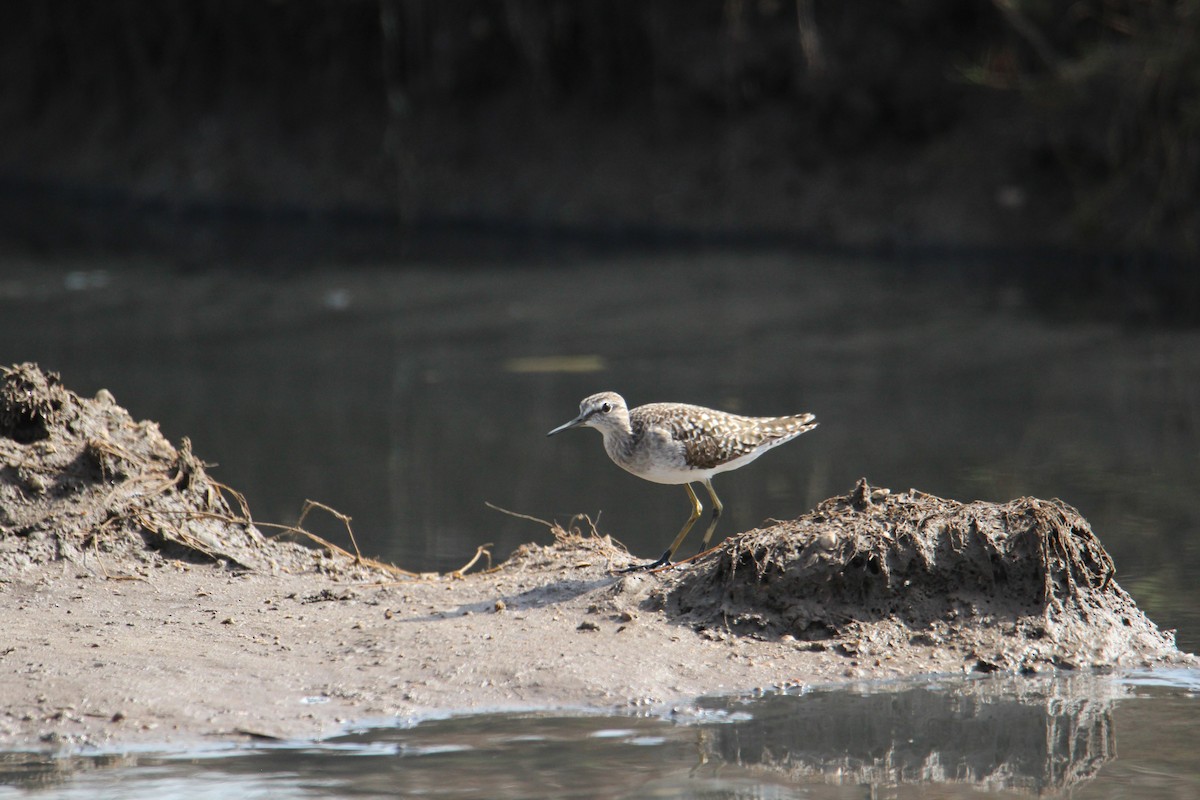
(667, 479, 1179, 671)
(0, 363, 286, 572)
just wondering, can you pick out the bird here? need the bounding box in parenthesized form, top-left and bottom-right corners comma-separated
(547, 391, 817, 570)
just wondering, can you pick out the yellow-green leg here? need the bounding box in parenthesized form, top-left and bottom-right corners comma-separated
(664, 483, 704, 560)
(627, 483, 702, 571)
(696, 478, 724, 552)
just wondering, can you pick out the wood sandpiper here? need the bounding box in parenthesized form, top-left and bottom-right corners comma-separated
(547, 391, 818, 570)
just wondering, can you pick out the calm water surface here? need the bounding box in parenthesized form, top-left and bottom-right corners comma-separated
(3, 671, 1199, 798)
(1, 250, 1197, 797)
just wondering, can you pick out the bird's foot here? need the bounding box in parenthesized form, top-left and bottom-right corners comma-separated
(618, 551, 673, 573)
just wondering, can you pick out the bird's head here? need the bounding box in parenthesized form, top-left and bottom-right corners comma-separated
(547, 391, 629, 436)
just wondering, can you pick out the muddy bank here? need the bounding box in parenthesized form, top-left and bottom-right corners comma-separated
(0, 363, 1192, 751)
(0, 363, 276, 572)
(665, 480, 1163, 673)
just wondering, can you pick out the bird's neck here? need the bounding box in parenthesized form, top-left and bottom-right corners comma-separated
(599, 419, 635, 464)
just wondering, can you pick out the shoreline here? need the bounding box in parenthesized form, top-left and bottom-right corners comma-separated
(3, 536, 1192, 755)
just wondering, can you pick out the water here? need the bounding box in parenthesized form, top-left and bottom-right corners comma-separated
(3, 671, 1199, 798)
(1, 249, 1198, 796)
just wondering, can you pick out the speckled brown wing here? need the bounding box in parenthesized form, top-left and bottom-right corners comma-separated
(636, 403, 816, 471)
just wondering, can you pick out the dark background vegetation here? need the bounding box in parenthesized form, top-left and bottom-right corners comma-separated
(1, 1, 1197, 314)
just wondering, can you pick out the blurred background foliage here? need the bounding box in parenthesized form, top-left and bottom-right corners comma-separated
(981, 0, 1199, 253)
(1, 1, 1196, 277)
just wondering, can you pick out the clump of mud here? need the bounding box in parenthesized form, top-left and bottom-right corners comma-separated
(0, 363, 313, 573)
(667, 479, 1180, 671)
(502, 514, 629, 572)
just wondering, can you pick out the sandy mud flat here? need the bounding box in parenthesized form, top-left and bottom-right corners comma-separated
(0, 364, 1192, 751)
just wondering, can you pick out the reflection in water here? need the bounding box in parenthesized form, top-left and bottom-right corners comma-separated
(700, 677, 1120, 795)
(0, 677, 1143, 798)
(0, 751, 140, 793)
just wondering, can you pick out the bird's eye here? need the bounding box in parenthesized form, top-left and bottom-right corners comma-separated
(601, 402, 611, 413)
